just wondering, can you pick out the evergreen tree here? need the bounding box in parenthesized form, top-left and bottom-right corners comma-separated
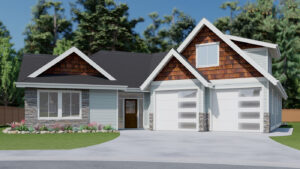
(72, 0, 143, 55)
(24, 0, 72, 54)
(143, 9, 195, 52)
(0, 21, 10, 38)
(273, 0, 300, 108)
(53, 38, 73, 55)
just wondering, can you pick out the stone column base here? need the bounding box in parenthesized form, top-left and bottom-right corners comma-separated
(264, 112, 270, 133)
(149, 113, 153, 130)
(199, 112, 209, 132)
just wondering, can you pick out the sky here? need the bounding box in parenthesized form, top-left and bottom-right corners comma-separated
(0, 0, 254, 50)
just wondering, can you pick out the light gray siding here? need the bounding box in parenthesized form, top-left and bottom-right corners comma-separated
(90, 90, 118, 129)
(244, 48, 269, 72)
(143, 93, 150, 128)
(204, 87, 210, 113)
(269, 83, 282, 131)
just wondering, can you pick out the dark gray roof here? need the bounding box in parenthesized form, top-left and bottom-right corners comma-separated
(17, 51, 167, 88)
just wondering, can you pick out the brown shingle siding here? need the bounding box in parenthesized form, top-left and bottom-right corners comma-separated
(154, 57, 196, 81)
(180, 26, 263, 80)
(42, 53, 105, 77)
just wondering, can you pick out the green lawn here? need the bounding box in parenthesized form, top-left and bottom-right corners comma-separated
(270, 122, 300, 150)
(0, 126, 119, 150)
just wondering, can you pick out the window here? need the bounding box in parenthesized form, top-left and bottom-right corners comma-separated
(39, 92, 58, 118)
(62, 92, 80, 117)
(38, 90, 81, 119)
(196, 42, 219, 68)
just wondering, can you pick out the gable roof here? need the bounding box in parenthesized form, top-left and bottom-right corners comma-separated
(28, 47, 116, 81)
(176, 18, 287, 99)
(226, 35, 280, 58)
(17, 51, 166, 88)
(140, 49, 212, 90)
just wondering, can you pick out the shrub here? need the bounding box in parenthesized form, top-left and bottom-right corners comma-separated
(39, 125, 48, 131)
(98, 124, 103, 131)
(9, 120, 29, 131)
(88, 122, 97, 131)
(64, 125, 73, 131)
(28, 127, 34, 132)
(16, 125, 29, 131)
(34, 124, 40, 131)
(103, 125, 114, 130)
(52, 124, 61, 131)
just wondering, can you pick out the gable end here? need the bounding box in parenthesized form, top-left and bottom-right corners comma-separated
(42, 53, 106, 78)
(154, 57, 196, 81)
(181, 26, 263, 80)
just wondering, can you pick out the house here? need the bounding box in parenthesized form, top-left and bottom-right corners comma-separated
(16, 18, 287, 133)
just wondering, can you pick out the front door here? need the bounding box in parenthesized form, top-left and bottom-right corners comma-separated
(125, 99, 137, 128)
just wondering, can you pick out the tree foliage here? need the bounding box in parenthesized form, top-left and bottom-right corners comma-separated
(24, 0, 72, 54)
(215, 0, 300, 108)
(53, 38, 73, 55)
(143, 9, 195, 52)
(72, 0, 143, 55)
(0, 37, 23, 106)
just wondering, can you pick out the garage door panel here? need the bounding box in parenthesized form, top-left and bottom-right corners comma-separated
(156, 89, 198, 131)
(212, 88, 262, 132)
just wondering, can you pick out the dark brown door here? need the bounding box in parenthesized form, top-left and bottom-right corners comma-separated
(125, 99, 137, 128)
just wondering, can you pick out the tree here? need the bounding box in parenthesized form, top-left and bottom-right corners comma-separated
(143, 9, 195, 52)
(24, 0, 72, 54)
(0, 37, 22, 106)
(53, 38, 73, 55)
(0, 21, 10, 38)
(72, 0, 143, 55)
(273, 0, 300, 108)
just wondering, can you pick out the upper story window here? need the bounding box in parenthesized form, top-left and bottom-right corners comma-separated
(196, 42, 219, 68)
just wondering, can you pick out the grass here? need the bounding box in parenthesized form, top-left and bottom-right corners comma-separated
(270, 122, 300, 150)
(0, 126, 119, 150)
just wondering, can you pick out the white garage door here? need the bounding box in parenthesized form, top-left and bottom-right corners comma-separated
(212, 88, 262, 132)
(156, 90, 198, 131)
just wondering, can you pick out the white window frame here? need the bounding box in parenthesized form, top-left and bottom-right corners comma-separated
(37, 90, 82, 120)
(196, 42, 220, 68)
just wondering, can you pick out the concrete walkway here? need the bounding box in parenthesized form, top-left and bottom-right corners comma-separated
(0, 129, 299, 168)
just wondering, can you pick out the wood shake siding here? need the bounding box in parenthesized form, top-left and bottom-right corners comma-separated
(232, 40, 262, 49)
(42, 53, 104, 77)
(154, 57, 195, 81)
(180, 26, 263, 80)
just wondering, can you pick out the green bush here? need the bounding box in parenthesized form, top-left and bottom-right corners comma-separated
(103, 125, 114, 130)
(64, 125, 73, 131)
(39, 125, 48, 131)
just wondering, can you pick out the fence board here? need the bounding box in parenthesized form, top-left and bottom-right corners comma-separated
(282, 109, 300, 122)
(0, 106, 25, 126)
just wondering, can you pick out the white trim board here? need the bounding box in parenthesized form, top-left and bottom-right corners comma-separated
(226, 35, 280, 58)
(27, 47, 116, 81)
(16, 82, 127, 90)
(176, 18, 287, 100)
(140, 48, 212, 91)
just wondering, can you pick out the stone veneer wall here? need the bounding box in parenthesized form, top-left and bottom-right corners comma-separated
(199, 112, 209, 131)
(264, 112, 270, 133)
(24, 88, 89, 127)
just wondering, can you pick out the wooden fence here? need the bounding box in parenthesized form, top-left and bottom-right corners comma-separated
(282, 109, 300, 122)
(0, 106, 25, 126)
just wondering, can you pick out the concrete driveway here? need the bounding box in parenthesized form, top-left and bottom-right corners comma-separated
(0, 130, 300, 168)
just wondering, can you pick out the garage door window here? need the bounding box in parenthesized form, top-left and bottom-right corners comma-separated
(178, 90, 197, 130)
(238, 88, 261, 131)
